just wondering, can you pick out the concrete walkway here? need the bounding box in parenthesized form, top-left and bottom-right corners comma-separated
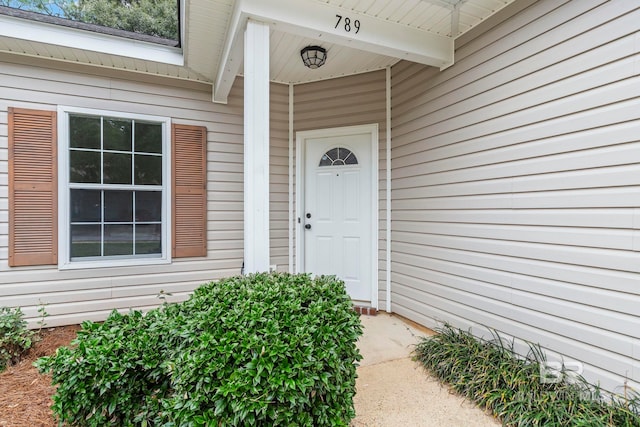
(352, 313, 501, 427)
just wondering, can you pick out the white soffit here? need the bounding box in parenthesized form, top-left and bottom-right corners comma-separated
(269, 31, 399, 85)
(0, 11, 183, 66)
(326, 0, 517, 37)
(213, 0, 456, 102)
(211, 0, 516, 102)
(183, 0, 234, 83)
(0, 0, 516, 90)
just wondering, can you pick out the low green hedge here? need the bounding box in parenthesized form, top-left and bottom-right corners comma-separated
(0, 306, 35, 372)
(415, 324, 640, 427)
(37, 273, 363, 426)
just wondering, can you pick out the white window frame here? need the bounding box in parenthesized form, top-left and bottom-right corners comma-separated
(57, 106, 172, 270)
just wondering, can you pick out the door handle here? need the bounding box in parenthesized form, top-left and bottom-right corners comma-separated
(304, 224, 311, 230)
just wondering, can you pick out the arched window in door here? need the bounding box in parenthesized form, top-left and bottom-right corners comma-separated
(319, 147, 358, 166)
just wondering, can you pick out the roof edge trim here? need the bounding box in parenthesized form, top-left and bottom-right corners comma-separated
(0, 8, 183, 66)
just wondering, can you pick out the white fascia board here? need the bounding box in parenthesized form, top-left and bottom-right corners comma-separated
(244, 0, 452, 66)
(213, 0, 453, 103)
(0, 14, 183, 66)
(418, 0, 459, 9)
(180, 0, 188, 62)
(213, 0, 246, 103)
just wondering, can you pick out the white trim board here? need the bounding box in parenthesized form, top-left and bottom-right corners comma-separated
(288, 83, 295, 273)
(0, 13, 183, 66)
(385, 66, 392, 313)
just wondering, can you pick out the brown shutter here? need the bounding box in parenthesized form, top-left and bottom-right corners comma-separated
(8, 108, 58, 267)
(172, 123, 207, 258)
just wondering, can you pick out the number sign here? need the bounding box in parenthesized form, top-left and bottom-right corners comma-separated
(335, 14, 361, 34)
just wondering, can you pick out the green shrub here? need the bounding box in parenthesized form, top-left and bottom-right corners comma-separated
(0, 306, 35, 372)
(37, 273, 363, 426)
(415, 324, 640, 427)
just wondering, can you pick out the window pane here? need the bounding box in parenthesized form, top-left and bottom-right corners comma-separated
(70, 150, 101, 183)
(71, 224, 101, 257)
(319, 147, 358, 167)
(136, 191, 162, 222)
(67, 113, 166, 263)
(135, 122, 162, 154)
(104, 224, 133, 256)
(104, 153, 132, 184)
(344, 151, 358, 165)
(319, 148, 339, 167)
(136, 224, 161, 255)
(134, 155, 162, 185)
(104, 118, 132, 151)
(70, 116, 100, 149)
(104, 191, 133, 222)
(326, 148, 339, 161)
(70, 190, 101, 222)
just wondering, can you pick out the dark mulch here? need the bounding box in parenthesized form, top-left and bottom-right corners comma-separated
(0, 325, 80, 427)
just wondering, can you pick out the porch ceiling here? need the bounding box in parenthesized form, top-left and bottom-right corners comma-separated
(0, 0, 515, 90)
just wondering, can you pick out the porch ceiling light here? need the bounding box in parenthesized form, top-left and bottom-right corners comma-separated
(300, 45, 327, 69)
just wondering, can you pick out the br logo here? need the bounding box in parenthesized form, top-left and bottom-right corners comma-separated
(539, 361, 584, 384)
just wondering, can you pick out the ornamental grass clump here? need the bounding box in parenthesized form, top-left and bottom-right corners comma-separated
(415, 324, 640, 427)
(37, 273, 363, 427)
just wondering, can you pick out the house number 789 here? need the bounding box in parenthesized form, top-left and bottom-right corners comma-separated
(335, 14, 361, 34)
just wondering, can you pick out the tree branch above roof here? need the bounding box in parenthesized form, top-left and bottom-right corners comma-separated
(0, 5, 178, 47)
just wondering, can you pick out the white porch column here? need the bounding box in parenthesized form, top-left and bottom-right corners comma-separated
(244, 19, 270, 273)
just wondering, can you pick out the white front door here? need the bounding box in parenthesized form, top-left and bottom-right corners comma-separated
(299, 127, 375, 303)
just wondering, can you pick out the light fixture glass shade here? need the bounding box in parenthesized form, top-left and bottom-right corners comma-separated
(300, 45, 327, 69)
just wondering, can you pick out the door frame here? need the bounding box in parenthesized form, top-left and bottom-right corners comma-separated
(295, 124, 379, 308)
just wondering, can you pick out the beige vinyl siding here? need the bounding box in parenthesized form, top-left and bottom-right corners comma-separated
(270, 82, 290, 271)
(294, 71, 388, 307)
(390, 0, 640, 393)
(0, 54, 245, 327)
